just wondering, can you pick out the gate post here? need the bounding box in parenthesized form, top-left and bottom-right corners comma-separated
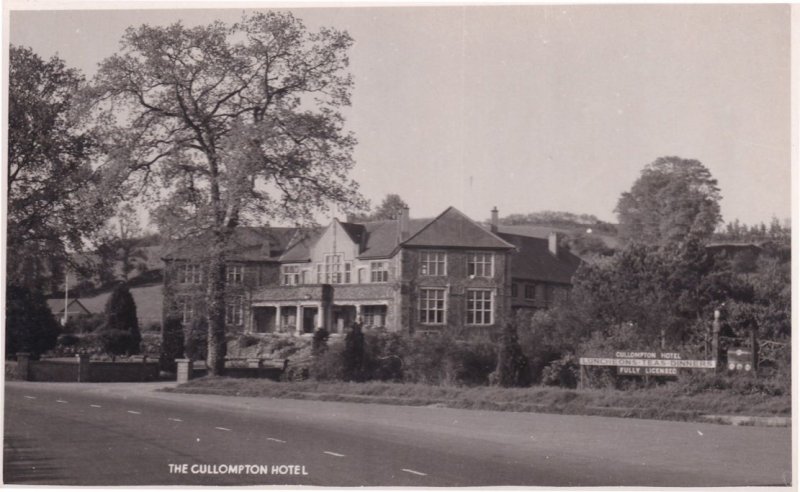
(176, 359, 193, 384)
(77, 353, 91, 382)
(16, 353, 30, 381)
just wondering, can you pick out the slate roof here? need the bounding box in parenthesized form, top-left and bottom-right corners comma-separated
(46, 298, 91, 317)
(403, 207, 514, 249)
(497, 232, 583, 285)
(162, 227, 298, 262)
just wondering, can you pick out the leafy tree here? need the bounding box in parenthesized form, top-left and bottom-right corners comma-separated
(183, 317, 209, 362)
(94, 203, 148, 283)
(353, 194, 409, 221)
(99, 283, 141, 355)
(493, 322, 531, 387)
(7, 45, 116, 290)
(159, 316, 185, 372)
(5, 285, 61, 358)
(89, 13, 366, 375)
(616, 156, 721, 245)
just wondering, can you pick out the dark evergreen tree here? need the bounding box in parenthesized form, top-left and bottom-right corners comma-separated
(495, 322, 532, 387)
(99, 283, 140, 355)
(5, 285, 61, 358)
(342, 323, 366, 382)
(159, 316, 185, 372)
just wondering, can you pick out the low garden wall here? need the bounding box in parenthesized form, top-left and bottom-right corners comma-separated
(14, 353, 158, 383)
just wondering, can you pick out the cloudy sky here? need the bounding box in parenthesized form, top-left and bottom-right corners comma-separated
(9, 4, 791, 226)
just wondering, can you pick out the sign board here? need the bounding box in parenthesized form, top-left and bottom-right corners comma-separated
(580, 351, 715, 378)
(617, 366, 678, 376)
(727, 347, 753, 372)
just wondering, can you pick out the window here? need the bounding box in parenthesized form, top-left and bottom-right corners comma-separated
(371, 261, 389, 283)
(363, 305, 387, 328)
(419, 288, 446, 324)
(177, 296, 194, 324)
(466, 289, 493, 325)
(177, 264, 202, 284)
(301, 270, 309, 285)
(420, 251, 446, 276)
(524, 284, 536, 300)
(282, 265, 300, 285)
(226, 265, 244, 285)
(357, 268, 366, 284)
(225, 296, 244, 326)
(468, 252, 494, 277)
(344, 262, 352, 283)
(324, 254, 343, 284)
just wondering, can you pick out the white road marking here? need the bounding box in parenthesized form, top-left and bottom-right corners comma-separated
(127, 410, 141, 415)
(697, 430, 703, 436)
(90, 404, 102, 408)
(323, 451, 345, 457)
(267, 438, 286, 443)
(168, 418, 183, 422)
(56, 400, 68, 403)
(402, 468, 428, 476)
(215, 427, 232, 431)
(23, 396, 36, 400)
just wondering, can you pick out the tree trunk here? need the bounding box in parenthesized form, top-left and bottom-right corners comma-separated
(206, 237, 227, 376)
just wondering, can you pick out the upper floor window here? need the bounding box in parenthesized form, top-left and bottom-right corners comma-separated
(419, 288, 446, 324)
(468, 252, 494, 278)
(282, 265, 300, 285)
(420, 251, 446, 276)
(323, 254, 343, 284)
(466, 289, 493, 325)
(225, 296, 244, 326)
(177, 263, 203, 284)
(344, 262, 352, 284)
(370, 261, 389, 283)
(226, 265, 244, 285)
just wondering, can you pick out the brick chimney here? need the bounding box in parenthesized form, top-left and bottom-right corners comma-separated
(490, 206, 499, 233)
(398, 206, 410, 242)
(548, 232, 560, 257)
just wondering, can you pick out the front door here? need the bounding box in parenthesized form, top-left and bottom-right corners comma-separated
(302, 307, 318, 334)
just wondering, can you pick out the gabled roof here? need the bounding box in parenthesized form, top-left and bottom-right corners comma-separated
(402, 207, 514, 249)
(497, 232, 582, 285)
(46, 298, 91, 317)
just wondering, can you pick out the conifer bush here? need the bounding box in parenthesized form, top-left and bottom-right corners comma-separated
(493, 322, 532, 387)
(5, 285, 61, 358)
(98, 283, 141, 355)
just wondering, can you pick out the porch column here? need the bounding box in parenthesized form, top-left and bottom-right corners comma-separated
(355, 304, 363, 324)
(295, 305, 303, 336)
(317, 302, 324, 330)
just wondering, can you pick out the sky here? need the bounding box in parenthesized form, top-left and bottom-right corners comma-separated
(7, 4, 792, 226)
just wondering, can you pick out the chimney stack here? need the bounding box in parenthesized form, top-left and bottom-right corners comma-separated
(548, 232, 560, 257)
(490, 206, 499, 233)
(398, 206, 410, 241)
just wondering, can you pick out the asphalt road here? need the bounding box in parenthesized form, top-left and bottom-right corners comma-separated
(3, 381, 792, 486)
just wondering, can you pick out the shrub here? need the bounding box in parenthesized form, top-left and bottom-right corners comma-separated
(97, 329, 140, 357)
(184, 317, 208, 361)
(309, 341, 345, 381)
(493, 322, 531, 387)
(364, 331, 406, 382)
(63, 313, 105, 334)
(238, 334, 259, 349)
(101, 283, 141, 354)
(159, 316, 184, 372)
(57, 334, 80, 347)
(402, 334, 452, 385)
(5, 285, 61, 358)
(540, 354, 579, 388)
(142, 321, 161, 332)
(312, 328, 330, 355)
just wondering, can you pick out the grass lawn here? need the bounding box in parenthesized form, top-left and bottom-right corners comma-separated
(164, 377, 790, 424)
